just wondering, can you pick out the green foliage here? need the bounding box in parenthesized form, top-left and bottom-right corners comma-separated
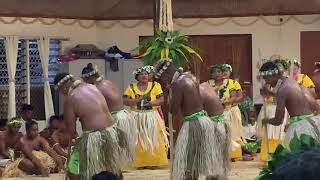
(135, 29, 202, 68)
(244, 142, 259, 152)
(256, 133, 320, 180)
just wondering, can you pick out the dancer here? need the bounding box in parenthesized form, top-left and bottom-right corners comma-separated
(123, 66, 168, 169)
(256, 59, 290, 161)
(312, 62, 320, 99)
(208, 64, 244, 160)
(292, 60, 316, 97)
(259, 62, 320, 148)
(199, 82, 231, 178)
(2, 120, 64, 177)
(81, 63, 136, 165)
(154, 59, 224, 180)
(54, 72, 124, 180)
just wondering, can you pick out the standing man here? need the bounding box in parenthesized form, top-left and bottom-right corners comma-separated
(81, 63, 136, 164)
(199, 82, 231, 179)
(312, 61, 320, 99)
(260, 62, 320, 148)
(54, 72, 125, 180)
(154, 59, 224, 180)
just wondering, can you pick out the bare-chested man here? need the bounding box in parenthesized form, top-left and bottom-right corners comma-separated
(0, 117, 23, 165)
(312, 62, 320, 99)
(199, 83, 231, 178)
(154, 59, 226, 180)
(54, 72, 124, 180)
(2, 120, 64, 177)
(260, 61, 320, 148)
(81, 63, 135, 165)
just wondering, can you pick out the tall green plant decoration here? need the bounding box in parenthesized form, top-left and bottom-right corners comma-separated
(136, 0, 202, 68)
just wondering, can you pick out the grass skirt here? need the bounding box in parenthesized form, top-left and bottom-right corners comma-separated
(131, 110, 169, 168)
(2, 151, 56, 178)
(112, 109, 137, 165)
(284, 114, 320, 149)
(133, 110, 169, 153)
(78, 126, 123, 180)
(224, 106, 244, 141)
(213, 117, 231, 177)
(172, 115, 226, 180)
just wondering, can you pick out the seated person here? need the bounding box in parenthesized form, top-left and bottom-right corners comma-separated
(2, 120, 64, 178)
(19, 104, 36, 135)
(40, 115, 63, 144)
(0, 117, 23, 166)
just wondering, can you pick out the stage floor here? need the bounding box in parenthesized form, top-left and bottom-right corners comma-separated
(3, 160, 264, 180)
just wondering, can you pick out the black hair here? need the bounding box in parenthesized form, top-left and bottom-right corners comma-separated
(21, 104, 33, 112)
(59, 114, 64, 120)
(81, 63, 98, 76)
(91, 171, 119, 180)
(153, 59, 177, 79)
(54, 72, 71, 86)
(48, 115, 62, 126)
(0, 118, 8, 128)
(274, 148, 320, 180)
(25, 120, 38, 132)
(259, 61, 279, 72)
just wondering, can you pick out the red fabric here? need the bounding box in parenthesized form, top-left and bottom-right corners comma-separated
(57, 54, 80, 63)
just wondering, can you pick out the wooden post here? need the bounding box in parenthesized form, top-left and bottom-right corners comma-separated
(153, 0, 160, 35)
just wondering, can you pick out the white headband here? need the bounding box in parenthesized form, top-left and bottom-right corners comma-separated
(55, 74, 73, 90)
(82, 65, 98, 78)
(259, 69, 279, 76)
(154, 59, 173, 78)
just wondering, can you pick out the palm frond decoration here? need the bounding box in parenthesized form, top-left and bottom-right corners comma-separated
(136, 29, 202, 68)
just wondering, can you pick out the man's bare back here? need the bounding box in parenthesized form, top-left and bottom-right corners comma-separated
(68, 83, 115, 131)
(171, 73, 203, 116)
(199, 83, 224, 116)
(277, 78, 313, 117)
(96, 80, 124, 112)
(312, 71, 320, 99)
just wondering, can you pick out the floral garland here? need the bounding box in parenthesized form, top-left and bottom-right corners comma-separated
(6, 117, 23, 127)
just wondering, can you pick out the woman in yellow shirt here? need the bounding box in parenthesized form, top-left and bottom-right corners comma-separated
(208, 64, 244, 160)
(292, 60, 316, 95)
(123, 66, 168, 169)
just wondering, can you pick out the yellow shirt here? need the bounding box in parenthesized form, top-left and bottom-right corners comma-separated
(208, 79, 242, 109)
(297, 74, 315, 88)
(124, 82, 163, 110)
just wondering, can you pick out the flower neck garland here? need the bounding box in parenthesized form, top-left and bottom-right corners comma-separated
(68, 80, 82, 96)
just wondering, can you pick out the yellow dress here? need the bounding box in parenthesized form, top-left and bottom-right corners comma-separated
(124, 82, 168, 168)
(256, 96, 288, 161)
(208, 79, 243, 159)
(297, 74, 315, 88)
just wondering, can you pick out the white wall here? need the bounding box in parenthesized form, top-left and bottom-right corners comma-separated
(1, 15, 320, 104)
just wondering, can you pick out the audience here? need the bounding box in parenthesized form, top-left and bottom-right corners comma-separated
(20, 104, 35, 135)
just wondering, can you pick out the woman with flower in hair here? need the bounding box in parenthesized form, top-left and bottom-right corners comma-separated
(207, 64, 245, 161)
(123, 66, 168, 169)
(257, 59, 290, 161)
(292, 60, 316, 96)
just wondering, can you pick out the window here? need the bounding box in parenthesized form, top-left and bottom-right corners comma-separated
(0, 39, 61, 119)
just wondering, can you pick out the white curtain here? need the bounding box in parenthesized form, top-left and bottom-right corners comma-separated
(38, 37, 55, 122)
(4, 36, 19, 119)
